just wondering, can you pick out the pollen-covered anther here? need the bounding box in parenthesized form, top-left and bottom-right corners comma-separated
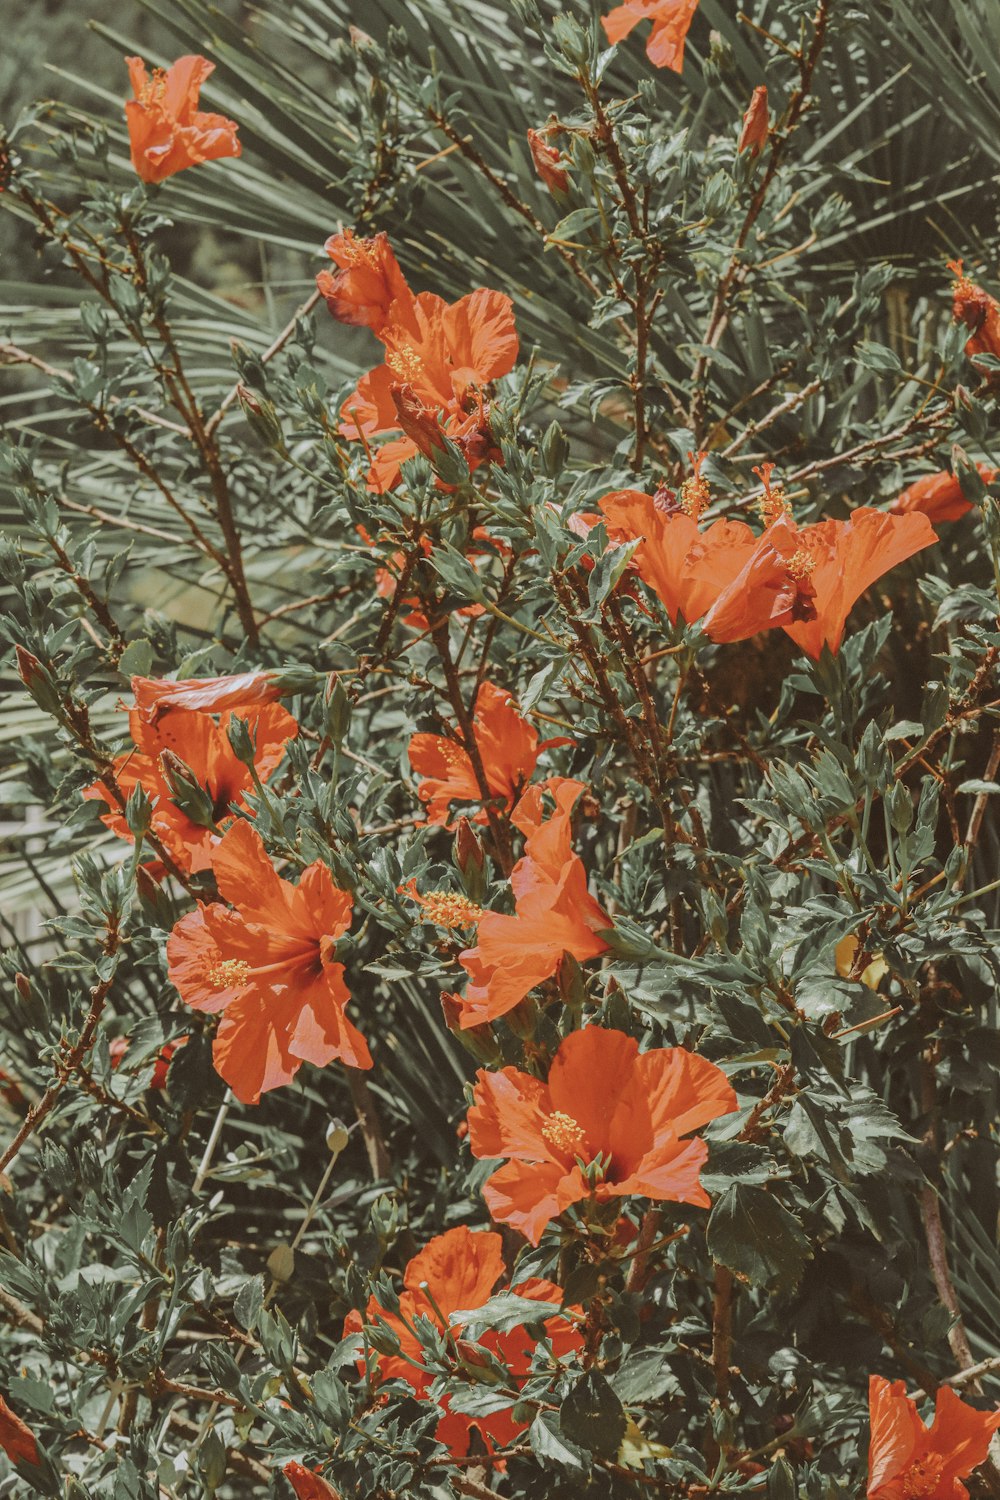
(756, 487, 791, 527)
(900, 1454, 945, 1499)
(785, 548, 816, 582)
(343, 237, 383, 269)
(138, 68, 168, 106)
(540, 1110, 588, 1158)
(386, 345, 423, 382)
(206, 958, 251, 990)
(415, 890, 483, 929)
(678, 475, 710, 520)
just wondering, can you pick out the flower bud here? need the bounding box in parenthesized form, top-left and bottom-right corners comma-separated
(237, 384, 287, 454)
(325, 676, 351, 746)
(226, 713, 257, 767)
(15, 646, 63, 716)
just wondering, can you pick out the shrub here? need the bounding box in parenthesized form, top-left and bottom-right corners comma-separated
(2, 1, 1000, 1496)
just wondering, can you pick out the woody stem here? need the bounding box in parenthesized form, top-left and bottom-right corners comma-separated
(427, 608, 515, 876)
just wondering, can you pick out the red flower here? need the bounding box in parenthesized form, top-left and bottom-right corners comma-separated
(867, 1375, 1000, 1499)
(125, 55, 241, 184)
(891, 466, 996, 523)
(454, 779, 610, 1028)
(345, 1225, 582, 1456)
(409, 682, 543, 827)
(702, 507, 937, 657)
(600, 475, 758, 626)
(108, 1034, 187, 1090)
(166, 819, 370, 1103)
(316, 230, 412, 335)
(527, 127, 570, 194)
(949, 260, 1000, 363)
(84, 688, 296, 875)
(0, 1396, 39, 1467)
(467, 1025, 737, 1245)
(739, 86, 769, 156)
(283, 1462, 341, 1500)
(327, 232, 518, 492)
(131, 671, 284, 724)
(601, 0, 701, 72)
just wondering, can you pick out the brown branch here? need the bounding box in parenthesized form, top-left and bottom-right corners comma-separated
(711, 1263, 735, 1404)
(690, 0, 832, 442)
(0, 915, 121, 1174)
(426, 109, 599, 297)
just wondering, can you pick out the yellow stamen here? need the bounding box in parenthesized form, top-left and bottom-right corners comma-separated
(678, 451, 710, 520)
(785, 548, 816, 582)
(386, 345, 423, 382)
(900, 1454, 945, 1498)
(206, 958, 251, 990)
(412, 890, 483, 929)
(540, 1110, 588, 1158)
(138, 69, 168, 107)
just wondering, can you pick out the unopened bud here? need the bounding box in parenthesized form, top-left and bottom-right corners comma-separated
(15, 646, 62, 715)
(454, 817, 486, 901)
(125, 784, 154, 837)
(158, 750, 217, 828)
(325, 677, 351, 746)
(237, 384, 287, 454)
(14, 973, 31, 1001)
(226, 714, 256, 767)
(230, 340, 268, 390)
(441, 993, 500, 1065)
(267, 1243, 295, 1284)
(326, 1120, 350, 1156)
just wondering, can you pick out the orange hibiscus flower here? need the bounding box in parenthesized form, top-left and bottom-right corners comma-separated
(409, 681, 543, 827)
(454, 778, 610, 1029)
(130, 671, 285, 724)
(283, 1463, 341, 1500)
(85, 684, 296, 875)
(867, 1375, 1000, 1499)
(739, 86, 769, 157)
(891, 465, 996, 523)
(316, 230, 412, 334)
(949, 260, 1000, 363)
(323, 232, 518, 492)
(527, 127, 570, 194)
(599, 467, 759, 626)
(346, 1225, 582, 1456)
(166, 819, 370, 1103)
(701, 507, 937, 657)
(467, 1025, 737, 1244)
(125, 55, 241, 184)
(0, 1396, 39, 1467)
(601, 0, 701, 72)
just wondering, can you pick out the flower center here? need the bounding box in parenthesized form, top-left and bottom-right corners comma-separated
(785, 548, 816, 582)
(541, 1110, 588, 1158)
(138, 69, 168, 107)
(677, 451, 710, 521)
(412, 890, 483, 929)
(343, 236, 383, 269)
(206, 958, 250, 990)
(900, 1453, 945, 1498)
(753, 462, 791, 527)
(386, 345, 423, 383)
(677, 475, 709, 520)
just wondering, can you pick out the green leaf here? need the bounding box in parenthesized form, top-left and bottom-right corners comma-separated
(707, 1185, 812, 1290)
(560, 1370, 627, 1458)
